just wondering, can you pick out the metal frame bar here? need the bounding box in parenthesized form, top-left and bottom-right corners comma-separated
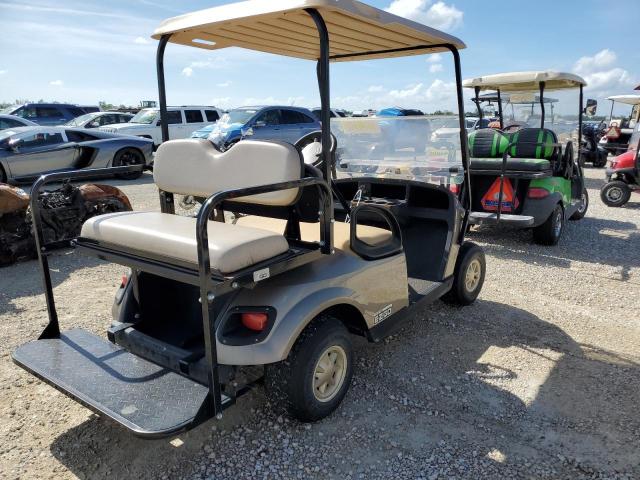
(29, 165, 144, 340)
(195, 176, 331, 415)
(474, 86, 483, 123)
(497, 89, 504, 130)
(539, 81, 546, 128)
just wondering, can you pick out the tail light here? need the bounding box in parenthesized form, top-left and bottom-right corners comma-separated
(241, 312, 268, 331)
(528, 187, 550, 199)
(120, 274, 129, 288)
(449, 183, 460, 194)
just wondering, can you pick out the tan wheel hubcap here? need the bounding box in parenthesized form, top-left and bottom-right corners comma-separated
(464, 258, 482, 293)
(313, 345, 347, 402)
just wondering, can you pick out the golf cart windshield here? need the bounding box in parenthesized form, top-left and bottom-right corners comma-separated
(333, 115, 463, 187)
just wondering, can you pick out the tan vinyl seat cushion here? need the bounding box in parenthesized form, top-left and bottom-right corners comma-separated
(80, 211, 289, 274)
(234, 216, 392, 252)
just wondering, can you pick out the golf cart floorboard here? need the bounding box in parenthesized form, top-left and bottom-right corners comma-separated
(408, 278, 444, 303)
(12, 328, 225, 438)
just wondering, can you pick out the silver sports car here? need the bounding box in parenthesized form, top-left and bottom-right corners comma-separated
(0, 126, 154, 183)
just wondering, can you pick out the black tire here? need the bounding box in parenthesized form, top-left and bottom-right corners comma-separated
(600, 181, 631, 207)
(593, 153, 607, 168)
(113, 148, 145, 180)
(265, 315, 353, 422)
(0, 164, 7, 183)
(533, 203, 564, 245)
(443, 242, 485, 306)
(570, 188, 589, 220)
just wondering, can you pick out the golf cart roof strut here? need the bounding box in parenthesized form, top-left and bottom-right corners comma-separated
(539, 81, 545, 128)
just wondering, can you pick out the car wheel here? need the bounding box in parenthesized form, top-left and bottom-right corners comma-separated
(265, 315, 353, 422)
(113, 148, 144, 180)
(533, 203, 564, 245)
(570, 188, 589, 220)
(0, 165, 7, 184)
(600, 181, 631, 207)
(443, 242, 485, 306)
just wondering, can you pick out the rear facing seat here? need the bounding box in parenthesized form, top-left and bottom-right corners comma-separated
(469, 128, 556, 173)
(80, 138, 305, 274)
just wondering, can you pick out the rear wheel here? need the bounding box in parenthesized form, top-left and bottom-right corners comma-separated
(533, 203, 564, 245)
(265, 316, 353, 422)
(0, 164, 7, 183)
(570, 188, 589, 220)
(600, 181, 631, 207)
(443, 242, 486, 306)
(113, 148, 144, 180)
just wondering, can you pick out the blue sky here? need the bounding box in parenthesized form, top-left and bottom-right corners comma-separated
(1, 0, 639, 115)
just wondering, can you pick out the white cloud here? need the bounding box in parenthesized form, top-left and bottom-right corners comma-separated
(181, 58, 231, 77)
(181, 67, 193, 77)
(49, 79, 63, 86)
(573, 49, 616, 76)
(133, 36, 149, 45)
(241, 96, 305, 106)
(0, 69, 6, 75)
(427, 53, 442, 63)
(216, 81, 232, 88)
(211, 97, 232, 108)
(368, 85, 384, 93)
(389, 83, 423, 99)
(571, 49, 636, 98)
(429, 63, 443, 73)
(385, 0, 463, 31)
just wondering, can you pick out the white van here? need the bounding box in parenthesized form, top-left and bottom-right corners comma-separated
(99, 106, 224, 147)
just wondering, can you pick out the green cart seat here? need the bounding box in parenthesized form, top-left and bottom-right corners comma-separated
(508, 128, 558, 160)
(468, 128, 508, 158)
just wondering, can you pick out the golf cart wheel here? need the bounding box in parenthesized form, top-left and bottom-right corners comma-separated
(265, 315, 353, 422)
(533, 203, 564, 245)
(113, 148, 144, 180)
(600, 181, 631, 207)
(570, 189, 589, 221)
(444, 242, 486, 306)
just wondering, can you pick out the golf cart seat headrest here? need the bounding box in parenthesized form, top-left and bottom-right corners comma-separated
(508, 128, 558, 160)
(153, 139, 303, 206)
(468, 129, 509, 158)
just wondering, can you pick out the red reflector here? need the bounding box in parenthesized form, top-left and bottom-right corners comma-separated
(241, 312, 268, 331)
(527, 187, 550, 199)
(120, 275, 129, 287)
(449, 183, 460, 194)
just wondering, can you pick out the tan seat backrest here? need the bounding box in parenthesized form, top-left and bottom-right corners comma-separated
(153, 139, 302, 206)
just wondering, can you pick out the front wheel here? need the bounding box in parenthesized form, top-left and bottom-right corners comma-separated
(443, 242, 486, 306)
(113, 148, 145, 180)
(265, 316, 353, 422)
(533, 203, 564, 245)
(600, 181, 631, 207)
(570, 189, 589, 220)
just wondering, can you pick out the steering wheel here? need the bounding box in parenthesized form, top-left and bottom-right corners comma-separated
(294, 130, 337, 167)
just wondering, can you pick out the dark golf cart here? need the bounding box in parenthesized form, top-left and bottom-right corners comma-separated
(463, 71, 590, 245)
(13, 0, 484, 438)
(599, 95, 640, 156)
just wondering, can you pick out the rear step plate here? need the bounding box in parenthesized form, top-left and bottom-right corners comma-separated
(12, 328, 224, 438)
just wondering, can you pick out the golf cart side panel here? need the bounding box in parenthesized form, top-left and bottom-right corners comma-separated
(220, 249, 409, 365)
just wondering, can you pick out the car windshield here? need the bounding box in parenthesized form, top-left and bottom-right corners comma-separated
(65, 113, 95, 126)
(220, 109, 257, 124)
(1, 106, 17, 114)
(130, 109, 158, 124)
(333, 115, 463, 187)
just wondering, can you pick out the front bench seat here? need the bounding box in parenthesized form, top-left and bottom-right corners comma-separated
(79, 138, 305, 274)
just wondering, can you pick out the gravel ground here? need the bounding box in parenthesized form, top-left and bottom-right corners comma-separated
(1, 167, 639, 479)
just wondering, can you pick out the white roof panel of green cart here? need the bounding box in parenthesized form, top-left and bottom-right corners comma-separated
(463, 71, 587, 92)
(606, 95, 640, 105)
(151, 0, 465, 61)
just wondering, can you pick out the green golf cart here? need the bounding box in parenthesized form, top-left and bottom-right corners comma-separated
(463, 71, 590, 245)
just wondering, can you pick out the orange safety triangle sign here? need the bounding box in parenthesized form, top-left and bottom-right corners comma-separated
(481, 178, 519, 212)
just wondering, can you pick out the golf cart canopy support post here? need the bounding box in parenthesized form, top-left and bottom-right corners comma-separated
(539, 81, 545, 128)
(497, 89, 503, 129)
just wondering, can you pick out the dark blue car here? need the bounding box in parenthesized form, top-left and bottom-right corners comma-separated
(1, 103, 97, 126)
(191, 106, 320, 149)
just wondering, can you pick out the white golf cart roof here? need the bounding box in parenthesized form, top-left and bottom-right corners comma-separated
(606, 94, 640, 105)
(151, 0, 465, 61)
(463, 71, 587, 92)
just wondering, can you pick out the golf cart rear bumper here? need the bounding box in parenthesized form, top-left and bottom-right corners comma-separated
(469, 211, 535, 226)
(12, 328, 232, 438)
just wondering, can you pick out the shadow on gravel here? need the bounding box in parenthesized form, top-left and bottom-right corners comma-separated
(0, 250, 104, 316)
(470, 218, 640, 278)
(376, 299, 640, 473)
(45, 300, 640, 478)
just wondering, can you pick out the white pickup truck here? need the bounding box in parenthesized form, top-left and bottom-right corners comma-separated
(99, 106, 223, 147)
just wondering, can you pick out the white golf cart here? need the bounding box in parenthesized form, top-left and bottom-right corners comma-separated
(599, 94, 640, 156)
(13, 0, 485, 438)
